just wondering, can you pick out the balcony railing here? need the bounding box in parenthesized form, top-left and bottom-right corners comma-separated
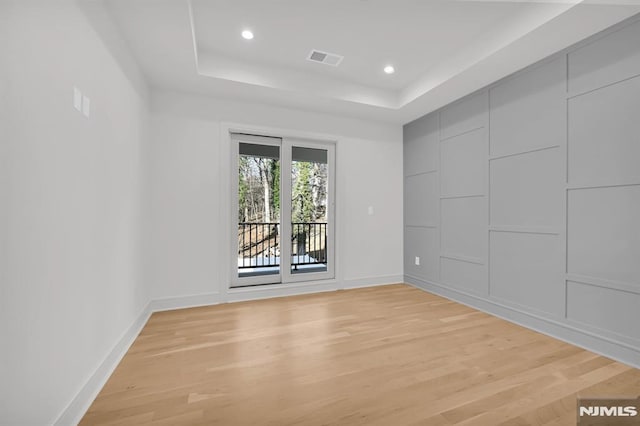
(291, 222, 327, 268)
(238, 222, 327, 270)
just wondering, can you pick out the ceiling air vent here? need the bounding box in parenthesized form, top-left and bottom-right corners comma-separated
(307, 50, 344, 67)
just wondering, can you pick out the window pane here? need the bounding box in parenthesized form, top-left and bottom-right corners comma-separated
(237, 142, 280, 279)
(291, 146, 328, 275)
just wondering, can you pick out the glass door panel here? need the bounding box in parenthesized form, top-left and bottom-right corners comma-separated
(290, 146, 329, 275)
(231, 134, 334, 287)
(234, 138, 282, 286)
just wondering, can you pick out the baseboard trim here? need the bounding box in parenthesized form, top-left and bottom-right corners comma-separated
(151, 291, 222, 312)
(51, 275, 422, 425)
(226, 281, 341, 303)
(405, 275, 640, 369)
(149, 275, 405, 313)
(342, 274, 404, 289)
(54, 301, 153, 426)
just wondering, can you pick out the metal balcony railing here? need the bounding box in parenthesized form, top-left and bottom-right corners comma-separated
(238, 222, 327, 270)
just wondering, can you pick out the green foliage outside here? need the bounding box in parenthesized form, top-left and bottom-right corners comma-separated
(238, 156, 326, 224)
(292, 161, 314, 223)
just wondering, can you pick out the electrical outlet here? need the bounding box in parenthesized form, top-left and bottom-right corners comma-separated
(415, 256, 420, 266)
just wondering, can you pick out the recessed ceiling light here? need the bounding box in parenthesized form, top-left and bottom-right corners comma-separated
(384, 65, 395, 75)
(241, 30, 254, 40)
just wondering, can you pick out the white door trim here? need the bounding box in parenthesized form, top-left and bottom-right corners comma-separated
(225, 125, 337, 290)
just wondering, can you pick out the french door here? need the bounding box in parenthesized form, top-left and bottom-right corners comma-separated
(230, 133, 335, 287)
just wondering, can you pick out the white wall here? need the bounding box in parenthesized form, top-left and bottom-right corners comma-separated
(2, 1, 636, 424)
(0, 2, 402, 422)
(0, 1, 149, 424)
(404, 15, 640, 368)
(147, 90, 404, 306)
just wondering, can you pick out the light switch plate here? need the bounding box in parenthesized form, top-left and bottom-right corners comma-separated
(415, 256, 420, 266)
(73, 87, 82, 111)
(82, 95, 90, 117)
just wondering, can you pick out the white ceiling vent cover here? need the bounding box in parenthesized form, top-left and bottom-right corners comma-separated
(307, 50, 344, 67)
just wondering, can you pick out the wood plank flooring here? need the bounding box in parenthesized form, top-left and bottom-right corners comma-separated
(80, 284, 640, 425)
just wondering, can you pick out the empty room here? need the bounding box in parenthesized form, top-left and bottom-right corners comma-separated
(2, 0, 640, 425)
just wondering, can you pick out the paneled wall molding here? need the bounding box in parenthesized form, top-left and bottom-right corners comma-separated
(567, 281, 640, 346)
(566, 181, 640, 191)
(567, 72, 640, 100)
(566, 274, 640, 296)
(489, 293, 563, 321)
(405, 275, 640, 369)
(439, 92, 488, 141)
(440, 126, 485, 142)
(440, 194, 485, 200)
(489, 144, 560, 162)
(565, 310, 640, 349)
(489, 226, 560, 236)
(405, 14, 640, 367)
(567, 16, 640, 97)
(405, 169, 438, 178)
(406, 224, 438, 229)
(564, 317, 640, 350)
(440, 253, 484, 266)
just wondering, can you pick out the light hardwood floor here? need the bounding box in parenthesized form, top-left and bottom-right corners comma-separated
(81, 284, 640, 425)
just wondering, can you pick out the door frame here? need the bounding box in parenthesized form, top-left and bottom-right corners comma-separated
(229, 131, 336, 288)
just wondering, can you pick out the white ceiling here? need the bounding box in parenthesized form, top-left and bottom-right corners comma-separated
(105, 0, 640, 124)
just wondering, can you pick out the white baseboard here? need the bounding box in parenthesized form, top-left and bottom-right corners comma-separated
(405, 275, 640, 370)
(226, 280, 341, 303)
(223, 274, 404, 302)
(342, 274, 404, 289)
(54, 302, 153, 426)
(150, 291, 222, 312)
(52, 275, 406, 425)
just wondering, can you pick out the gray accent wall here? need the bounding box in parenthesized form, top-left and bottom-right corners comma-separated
(404, 15, 640, 368)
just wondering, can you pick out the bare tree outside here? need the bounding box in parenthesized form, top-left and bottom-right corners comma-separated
(238, 151, 328, 274)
